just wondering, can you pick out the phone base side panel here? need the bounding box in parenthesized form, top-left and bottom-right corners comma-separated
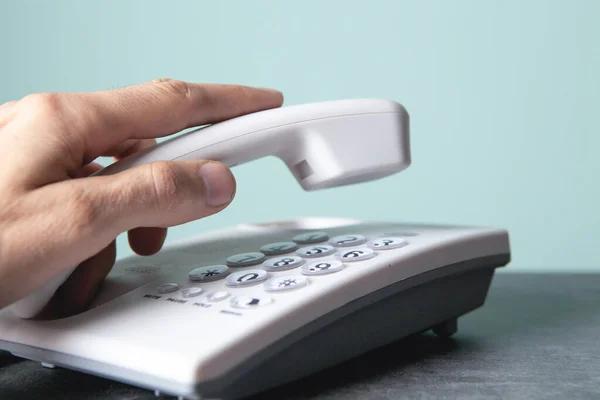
(197, 253, 509, 400)
(1, 254, 509, 400)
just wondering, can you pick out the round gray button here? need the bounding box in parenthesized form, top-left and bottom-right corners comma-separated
(226, 252, 266, 267)
(335, 248, 375, 262)
(301, 260, 344, 276)
(329, 234, 367, 247)
(265, 275, 308, 292)
(181, 287, 203, 298)
(293, 231, 329, 244)
(369, 237, 408, 250)
(189, 265, 229, 282)
(296, 245, 336, 258)
(263, 256, 304, 272)
(226, 269, 268, 287)
(260, 241, 298, 255)
(230, 295, 273, 309)
(206, 291, 230, 302)
(157, 283, 179, 294)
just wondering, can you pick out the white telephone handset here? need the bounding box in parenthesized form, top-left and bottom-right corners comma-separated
(8, 98, 411, 318)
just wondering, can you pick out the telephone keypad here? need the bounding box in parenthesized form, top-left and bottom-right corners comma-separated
(146, 231, 411, 310)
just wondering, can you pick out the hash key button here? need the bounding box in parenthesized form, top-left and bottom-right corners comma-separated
(301, 260, 344, 276)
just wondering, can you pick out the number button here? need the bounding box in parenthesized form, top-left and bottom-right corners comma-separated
(369, 237, 408, 250)
(329, 234, 367, 247)
(226, 252, 266, 267)
(265, 275, 308, 292)
(335, 248, 375, 262)
(230, 295, 273, 309)
(301, 260, 344, 276)
(260, 241, 298, 256)
(263, 256, 304, 272)
(226, 269, 268, 287)
(296, 245, 336, 258)
(293, 231, 329, 244)
(189, 265, 229, 282)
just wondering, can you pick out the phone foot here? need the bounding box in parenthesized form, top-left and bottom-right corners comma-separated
(432, 318, 458, 338)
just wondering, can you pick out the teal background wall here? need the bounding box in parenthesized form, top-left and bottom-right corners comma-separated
(0, 0, 598, 271)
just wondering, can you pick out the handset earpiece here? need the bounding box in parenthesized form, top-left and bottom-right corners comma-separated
(7, 98, 410, 318)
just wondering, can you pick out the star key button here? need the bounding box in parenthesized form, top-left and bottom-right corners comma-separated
(264, 275, 308, 292)
(188, 265, 230, 282)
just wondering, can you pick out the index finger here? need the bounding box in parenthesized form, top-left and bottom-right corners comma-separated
(79, 79, 284, 163)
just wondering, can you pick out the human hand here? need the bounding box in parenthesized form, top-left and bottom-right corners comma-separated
(0, 79, 283, 318)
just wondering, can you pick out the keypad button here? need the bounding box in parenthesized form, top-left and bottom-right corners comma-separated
(260, 241, 298, 255)
(301, 260, 344, 276)
(226, 269, 268, 287)
(369, 237, 408, 250)
(206, 291, 230, 302)
(226, 252, 266, 267)
(263, 256, 305, 272)
(181, 287, 203, 298)
(265, 275, 308, 292)
(157, 283, 179, 294)
(293, 231, 329, 244)
(335, 248, 375, 262)
(329, 234, 367, 247)
(230, 295, 273, 309)
(189, 265, 229, 282)
(296, 245, 336, 258)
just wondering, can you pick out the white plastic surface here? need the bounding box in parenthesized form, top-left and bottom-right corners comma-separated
(0, 218, 510, 398)
(5, 99, 409, 319)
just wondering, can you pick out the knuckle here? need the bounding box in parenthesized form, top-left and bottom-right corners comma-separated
(149, 78, 191, 100)
(147, 162, 188, 210)
(20, 92, 64, 117)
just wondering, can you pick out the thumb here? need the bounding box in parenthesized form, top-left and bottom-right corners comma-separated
(94, 160, 237, 232)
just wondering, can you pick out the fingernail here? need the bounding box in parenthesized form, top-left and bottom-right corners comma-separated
(258, 87, 282, 94)
(199, 162, 236, 206)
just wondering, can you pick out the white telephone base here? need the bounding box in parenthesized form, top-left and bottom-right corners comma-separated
(0, 217, 510, 400)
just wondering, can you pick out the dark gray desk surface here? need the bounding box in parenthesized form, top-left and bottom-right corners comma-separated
(1, 272, 600, 399)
